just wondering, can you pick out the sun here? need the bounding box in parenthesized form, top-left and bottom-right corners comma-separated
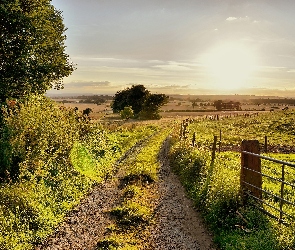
(203, 43, 257, 91)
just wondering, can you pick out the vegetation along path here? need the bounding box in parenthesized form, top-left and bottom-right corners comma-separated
(36, 136, 216, 250)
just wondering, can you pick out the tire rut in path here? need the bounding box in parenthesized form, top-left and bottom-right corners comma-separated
(35, 138, 148, 250)
(36, 136, 217, 250)
(147, 137, 217, 250)
(35, 179, 122, 250)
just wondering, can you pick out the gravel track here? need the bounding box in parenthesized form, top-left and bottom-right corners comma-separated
(36, 136, 216, 250)
(147, 137, 216, 250)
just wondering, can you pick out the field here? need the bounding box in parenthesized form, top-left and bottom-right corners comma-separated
(53, 96, 295, 120)
(1, 96, 295, 249)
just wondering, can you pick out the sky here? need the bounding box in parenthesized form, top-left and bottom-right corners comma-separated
(48, 0, 295, 97)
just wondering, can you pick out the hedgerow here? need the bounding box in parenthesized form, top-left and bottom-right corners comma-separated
(0, 95, 158, 249)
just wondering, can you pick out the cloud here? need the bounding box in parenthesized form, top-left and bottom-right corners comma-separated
(152, 61, 198, 71)
(65, 81, 111, 88)
(226, 17, 237, 21)
(226, 16, 255, 22)
(160, 84, 190, 90)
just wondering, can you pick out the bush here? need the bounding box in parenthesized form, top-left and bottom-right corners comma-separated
(120, 106, 134, 120)
(0, 95, 84, 181)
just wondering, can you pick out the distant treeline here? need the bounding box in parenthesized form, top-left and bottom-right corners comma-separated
(250, 98, 295, 105)
(77, 95, 113, 104)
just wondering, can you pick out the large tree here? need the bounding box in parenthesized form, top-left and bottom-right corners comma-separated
(0, 0, 75, 102)
(112, 85, 149, 115)
(112, 85, 168, 119)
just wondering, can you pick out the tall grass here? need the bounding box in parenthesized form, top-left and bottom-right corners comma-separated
(169, 111, 295, 249)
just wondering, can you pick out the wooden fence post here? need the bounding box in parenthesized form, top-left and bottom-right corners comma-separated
(264, 136, 268, 153)
(192, 132, 196, 147)
(211, 135, 218, 163)
(240, 140, 262, 201)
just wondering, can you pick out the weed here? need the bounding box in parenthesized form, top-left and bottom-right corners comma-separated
(110, 202, 151, 229)
(122, 185, 141, 200)
(96, 238, 119, 250)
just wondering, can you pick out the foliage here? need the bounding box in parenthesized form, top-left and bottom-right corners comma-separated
(0, 0, 75, 101)
(82, 107, 93, 116)
(213, 100, 241, 111)
(0, 95, 93, 249)
(138, 94, 168, 120)
(112, 85, 148, 114)
(120, 106, 134, 120)
(214, 100, 223, 111)
(0, 95, 159, 249)
(78, 95, 110, 105)
(0, 95, 82, 181)
(71, 123, 158, 182)
(112, 85, 168, 119)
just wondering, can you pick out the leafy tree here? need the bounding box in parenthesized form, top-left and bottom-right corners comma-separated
(120, 106, 134, 120)
(111, 89, 130, 113)
(214, 100, 223, 111)
(112, 85, 168, 119)
(112, 85, 149, 115)
(0, 0, 75, 102)
(139, 94, 168, 119)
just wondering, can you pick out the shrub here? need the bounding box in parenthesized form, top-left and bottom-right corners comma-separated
(0, 95, 84, 181)
(120, 106, 134, 120)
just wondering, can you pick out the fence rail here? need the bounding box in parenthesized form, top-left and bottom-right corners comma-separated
(182, 118, 295, 225)
(241, 144, 295, 225)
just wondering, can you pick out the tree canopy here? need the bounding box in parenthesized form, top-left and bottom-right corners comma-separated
(0, 0, 75, 102)
(112, 85, 168, 119)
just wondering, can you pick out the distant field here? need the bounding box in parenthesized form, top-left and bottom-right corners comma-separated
(53, 99, 113, 119)
(52, 98, 295, 120)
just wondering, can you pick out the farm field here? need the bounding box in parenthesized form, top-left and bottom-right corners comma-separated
(52, 96, 295, 120)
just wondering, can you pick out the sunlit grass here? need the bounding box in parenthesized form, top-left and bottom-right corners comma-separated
(170, 112, 295, 249)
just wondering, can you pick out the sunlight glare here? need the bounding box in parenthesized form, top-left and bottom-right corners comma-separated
(203, 43, 257, 91)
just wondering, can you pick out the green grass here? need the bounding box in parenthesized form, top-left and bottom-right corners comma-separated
(97, 126, 172, 249)
(170, 111, 295, 249)
(186, 111, 295, 149)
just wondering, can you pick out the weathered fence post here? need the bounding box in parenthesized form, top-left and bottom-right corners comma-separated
(240, 140, 262, 201)
(264, 136, 268, 153)
(211, 136, 218, 163)
(192, 132, 196, 147)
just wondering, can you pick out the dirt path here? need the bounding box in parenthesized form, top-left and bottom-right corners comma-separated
(36, 137, 216, 250)
(147, 137, 216, 250)
(35, 179, 123, 250)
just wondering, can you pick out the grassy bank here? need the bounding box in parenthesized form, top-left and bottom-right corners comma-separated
(169, 111, 295, 249)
